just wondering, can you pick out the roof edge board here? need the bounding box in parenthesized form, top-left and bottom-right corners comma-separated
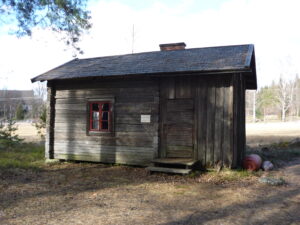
(244, 44, 254, 68)
(33, 68, 253, 82)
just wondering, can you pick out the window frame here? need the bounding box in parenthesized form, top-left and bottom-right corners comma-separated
(87, 97, 114, 136)
(89, 101, 112, 132)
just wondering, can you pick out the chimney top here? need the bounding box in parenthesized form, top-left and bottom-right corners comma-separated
(159, 42, 186, 51)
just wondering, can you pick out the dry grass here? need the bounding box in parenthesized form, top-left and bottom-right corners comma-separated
(247, 121, 300, 146)
(0, 121, 298, 224)
(14, 122, 43, 142)
(0, 160, 299, 225)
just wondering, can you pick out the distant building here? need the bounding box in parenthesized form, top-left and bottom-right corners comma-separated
(0, 90, 42, 119)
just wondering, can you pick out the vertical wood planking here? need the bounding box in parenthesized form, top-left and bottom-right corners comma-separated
(167, 77, 175, 99)
(175, 77, 192, 99)
(159, 78, 168, 158)
(238, 74, 246, 167)
(197, 78, 208, 166)
(192, 77, 198, 161)
(46, 84, 56, 159)
(232, 74, 240, 168)
(223, 77, 233, 167)
(242, 76, 246, 165)
(214, 78, 224, 165)
(205, 79, 216, 167)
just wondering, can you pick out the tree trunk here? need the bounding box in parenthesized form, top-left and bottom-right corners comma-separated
(282, 108, 286, 122)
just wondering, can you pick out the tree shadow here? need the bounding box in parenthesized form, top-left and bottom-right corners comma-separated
(159, 186, 300, 225)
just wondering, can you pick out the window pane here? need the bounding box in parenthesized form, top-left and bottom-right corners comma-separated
(102, 103, 109, 111)
(93, 111, 99, 120)
(102, 112, 108, 120)
(102, 121, 108, 130)
(92, 103, 99, 111)
(92, 120, 99, 129)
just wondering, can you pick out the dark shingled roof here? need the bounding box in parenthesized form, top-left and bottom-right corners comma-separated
(31, 44, 257, 89)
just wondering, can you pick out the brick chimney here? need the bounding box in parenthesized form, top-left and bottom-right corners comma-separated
(159, 42, 186, 51)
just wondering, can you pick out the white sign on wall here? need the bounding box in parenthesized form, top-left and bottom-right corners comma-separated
(141, 114, 151, 123)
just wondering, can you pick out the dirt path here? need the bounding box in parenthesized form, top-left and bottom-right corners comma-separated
(0, 159, 300, 225)
(281, 158, 300, 186)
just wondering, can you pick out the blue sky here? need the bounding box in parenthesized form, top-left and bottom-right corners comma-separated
(0, 0, 300, 90)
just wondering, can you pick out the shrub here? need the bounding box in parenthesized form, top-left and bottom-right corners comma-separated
(34, 106, 46, 140)
(0, 119, 23, 150)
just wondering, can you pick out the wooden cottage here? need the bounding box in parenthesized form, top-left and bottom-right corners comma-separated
(31, 43, 257, 170)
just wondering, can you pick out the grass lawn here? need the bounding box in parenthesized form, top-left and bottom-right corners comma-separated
(0, 143, 44, 170)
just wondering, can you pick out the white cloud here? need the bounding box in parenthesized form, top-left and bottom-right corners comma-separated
(0, 0, 300, 90)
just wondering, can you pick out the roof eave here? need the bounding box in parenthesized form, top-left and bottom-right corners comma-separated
(31, 58, 78, 83)
(31, 68, 254, 83)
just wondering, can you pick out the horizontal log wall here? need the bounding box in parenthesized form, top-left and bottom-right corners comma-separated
(53, 78, 159, 165)
(49, 74, 244, 168)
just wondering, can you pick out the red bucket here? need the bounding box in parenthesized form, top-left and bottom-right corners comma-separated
(243, 154, 262, 171)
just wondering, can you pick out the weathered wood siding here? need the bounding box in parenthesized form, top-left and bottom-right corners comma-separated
(51, 78, 159, 165)
(232, 73, 246, 168)
(159, 75, 238, 168)
(45, 83, 56, 159)
(195, 75, 235, 168)
(46, 73, 246, 168)
(195, 74, 245, 168)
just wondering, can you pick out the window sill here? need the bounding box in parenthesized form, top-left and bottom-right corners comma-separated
(87, 131, 114, 137)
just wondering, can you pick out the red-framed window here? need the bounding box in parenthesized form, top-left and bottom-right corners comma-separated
(89, 102, 112, 132)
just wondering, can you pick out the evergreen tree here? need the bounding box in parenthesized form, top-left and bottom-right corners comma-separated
(0, 0, 91, 53)
(0, 119, 23, 150)
(257, 87, 277, 121)
(15, 103, 25, 120)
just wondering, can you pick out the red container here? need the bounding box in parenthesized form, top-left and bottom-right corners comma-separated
(243, 154, 262, 171)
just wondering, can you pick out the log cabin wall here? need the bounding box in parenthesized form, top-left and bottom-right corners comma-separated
(195, 75, 234, 168)
(46, 73, 246, 168)
(232, 73, 246, 168)
(195, 73, 245, 168)
(159, 74, 238, 168)
(48, 77, 160, 165)
(45, 83, 56, 159)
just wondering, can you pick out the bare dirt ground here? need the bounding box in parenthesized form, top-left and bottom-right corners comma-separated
(14, 122, 42, 143)
(0, 122, 299, 225)
(0, 161, 300, 225)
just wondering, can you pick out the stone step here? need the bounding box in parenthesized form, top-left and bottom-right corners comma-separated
(146, 166, 192, 175)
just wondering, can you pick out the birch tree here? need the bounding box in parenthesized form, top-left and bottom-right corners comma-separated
(275, 77, 296, 122)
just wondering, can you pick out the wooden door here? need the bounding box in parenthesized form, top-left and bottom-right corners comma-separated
(164, 98, 194, 158)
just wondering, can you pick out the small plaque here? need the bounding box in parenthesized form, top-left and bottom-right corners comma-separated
(141, 114, 151, 123)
